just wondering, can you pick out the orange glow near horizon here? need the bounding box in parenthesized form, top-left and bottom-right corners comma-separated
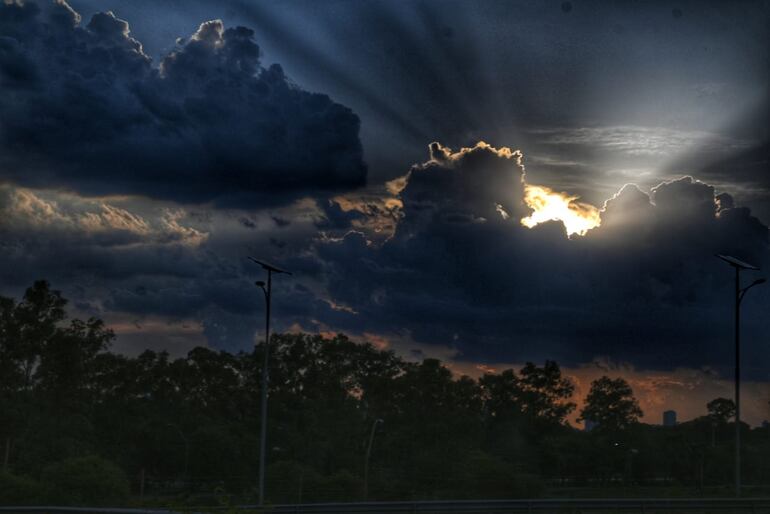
(520, 184, 601, 237)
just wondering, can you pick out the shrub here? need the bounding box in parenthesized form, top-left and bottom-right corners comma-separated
(266, 460, 322, 504)
(41, 455, 129, 505)
(457, 450, 544, 499)
(317, 469, 362, 502)
(0, 472, 43, 503)
(265, 461, 363, 504)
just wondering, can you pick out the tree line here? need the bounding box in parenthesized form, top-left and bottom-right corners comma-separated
(0, 281, 768, 505)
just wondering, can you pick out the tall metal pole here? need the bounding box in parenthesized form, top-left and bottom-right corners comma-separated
(716, 254, 764, 498)
(363, 418, 383, 501)
(734, 266, 741, 498)
(258, 269, 272, 506)
(250, 257, 290, 506)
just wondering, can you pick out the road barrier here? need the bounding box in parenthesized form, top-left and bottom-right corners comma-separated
(2, 498, 770, 513)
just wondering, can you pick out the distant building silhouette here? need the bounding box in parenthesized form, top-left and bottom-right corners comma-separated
(762, 420, 770, 429)
(663, 410, 677, 427)
(584, 419, 598, 432)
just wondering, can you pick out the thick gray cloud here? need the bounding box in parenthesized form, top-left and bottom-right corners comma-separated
(1, 0, 767, 379)
(0, 184, 337, 353)
(315, 143, 770, 378)
(52, 0, 768, 226)
(0, 0, 366, 206)
(0, 140, 768, 378)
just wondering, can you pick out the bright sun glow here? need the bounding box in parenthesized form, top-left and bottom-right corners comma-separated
(520, 185, 601, 237)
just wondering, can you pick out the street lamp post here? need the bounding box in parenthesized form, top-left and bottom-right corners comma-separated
(716, 254, 765, 497)
(249, 257, 291, 506)
(363, 418, 384, 501)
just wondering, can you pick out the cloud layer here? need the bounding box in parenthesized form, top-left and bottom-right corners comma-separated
(0, 2, 767, 396)
(0, 134, 768, 408)
(0, 0, 366, 206)
(316, 142, 770, 377)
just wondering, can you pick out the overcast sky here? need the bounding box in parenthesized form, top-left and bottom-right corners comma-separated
(1, 0, 768, 424)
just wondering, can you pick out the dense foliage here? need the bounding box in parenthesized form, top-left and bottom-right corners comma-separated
(1, 281, 768, 505)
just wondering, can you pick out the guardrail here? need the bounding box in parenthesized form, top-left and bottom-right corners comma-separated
(2, 498, 770, 513)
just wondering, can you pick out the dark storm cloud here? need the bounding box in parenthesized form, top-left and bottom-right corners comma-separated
(1, 141, 768, 372)
(58, 0, 769, 212)
(660, 94, 770, 222)
(315, 199, 366, 231)
(315, 143, 770, 378)
(0, 0, 366, 206)
(0, 181, 356, 353)
(1, 0, 767, 372)
(666, 138, 770, 225)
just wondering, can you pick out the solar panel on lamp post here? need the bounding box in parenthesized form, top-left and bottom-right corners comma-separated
(249, 256, 291, 506)
(715, 254, 765, 498)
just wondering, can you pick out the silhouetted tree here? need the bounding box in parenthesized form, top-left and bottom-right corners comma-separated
(517, 361, 576, 425)
(579, 376, 643, 432)
(2, 281, 769, 504)
(707, 397, 736, 424)
(479, 361, 575, 426)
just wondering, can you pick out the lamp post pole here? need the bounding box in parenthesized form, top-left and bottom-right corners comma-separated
(363, 418, 383, 501)
(249, 257, 291, 506)
(258, 269, 271, 506)
(716, 254, 765, 498)
(734, 265, 741, 498)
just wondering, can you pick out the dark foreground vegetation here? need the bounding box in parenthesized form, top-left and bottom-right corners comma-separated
(1, 281, 769, 506)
